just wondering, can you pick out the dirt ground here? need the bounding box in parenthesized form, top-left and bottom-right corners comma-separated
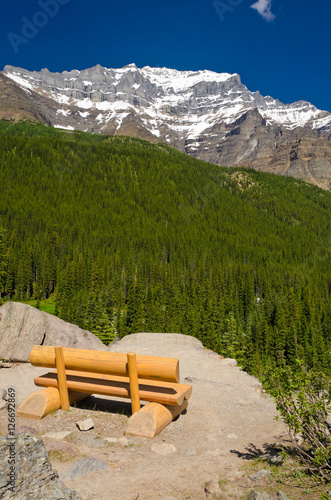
(0, 333, 297, 499)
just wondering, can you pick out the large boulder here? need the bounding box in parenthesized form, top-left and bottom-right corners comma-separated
(0, 433, 81, 499)
(0, 302, 107, 362)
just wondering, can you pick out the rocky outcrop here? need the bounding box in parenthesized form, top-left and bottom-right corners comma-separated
(1, 64, 331, 189)
(0, 73, 53, 124)
(0, 433, 81, 499)
(0, 302, 106, 362)
(192, 109, 331, 190)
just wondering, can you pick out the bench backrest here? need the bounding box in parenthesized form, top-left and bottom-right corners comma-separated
(30, 345, 180, 383)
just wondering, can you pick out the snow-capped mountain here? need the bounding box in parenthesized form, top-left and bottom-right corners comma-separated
(1, 63, 331, 189)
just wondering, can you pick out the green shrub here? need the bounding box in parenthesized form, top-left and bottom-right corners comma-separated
(265, 359, 331, 481)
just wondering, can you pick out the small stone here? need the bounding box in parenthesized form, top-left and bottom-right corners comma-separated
(0, 388, 7, 400)
(249, 469, 271, 482)
(0, 362, 14, 368)
(226, 433, 238, 439)
(76, 418, 94, 431)
(261, 452, 283, 464)
(43, 431, 72, 440)
(247, 491, 272, 500)
(270, 454, 283, 464)
(118, 436, 129, 447)
(151, 443, 177, 455)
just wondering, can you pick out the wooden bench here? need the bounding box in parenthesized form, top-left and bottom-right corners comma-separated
(17, 345, 192, 438)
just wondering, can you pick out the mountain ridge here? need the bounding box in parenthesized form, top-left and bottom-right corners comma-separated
(1, 63, 331, 189)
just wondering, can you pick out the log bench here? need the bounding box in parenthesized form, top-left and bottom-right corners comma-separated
(17, 345, 192, 438)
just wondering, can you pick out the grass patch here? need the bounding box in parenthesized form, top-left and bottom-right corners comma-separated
(242, 451, 331, 500)
(24, 296, 56, 315)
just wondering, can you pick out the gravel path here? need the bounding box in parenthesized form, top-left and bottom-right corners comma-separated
(0, 333, 288, 499)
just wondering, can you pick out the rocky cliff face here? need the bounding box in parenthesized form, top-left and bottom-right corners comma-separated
(1, 64, 331, 189)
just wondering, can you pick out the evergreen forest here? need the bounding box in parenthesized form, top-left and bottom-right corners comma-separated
(0, 120, 331, 378)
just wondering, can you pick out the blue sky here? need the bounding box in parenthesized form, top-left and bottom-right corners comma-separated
(1, 0, 330, 112)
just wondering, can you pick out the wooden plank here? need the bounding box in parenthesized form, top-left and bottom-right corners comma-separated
(125, 401, 189, 438)
(34, 370, 192, 406)
(17, 388, 87, 420)
(30, 346, 180, 383)
(55, 346, 70, 411)
(127, 352, 140, 414)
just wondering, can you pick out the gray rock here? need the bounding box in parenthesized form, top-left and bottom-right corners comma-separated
(261, 451, 283, 464)
(76, 418, 94, 431)
(0, 433, 80, 499)
(249, 469, 271, 482)
(276, 492, 289, 500)
(247, 490, 272, 500)
(61, 457, 108, 480)
(0, 302, 106, 362)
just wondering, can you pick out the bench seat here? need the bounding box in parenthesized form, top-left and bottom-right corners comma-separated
(34, 370, 192, 406)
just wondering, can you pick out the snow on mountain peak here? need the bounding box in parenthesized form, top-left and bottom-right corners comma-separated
(2, 63, 331, 138)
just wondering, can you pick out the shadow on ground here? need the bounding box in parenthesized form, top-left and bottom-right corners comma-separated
(74, 395, 132, 417)
(230, 440, 291, 463)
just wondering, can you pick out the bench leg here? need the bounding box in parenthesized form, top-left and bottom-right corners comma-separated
(127, 352, 141, 414)
(55, 346, 70, 411)
(125, 400, 188, 439)
(17, 388, 88, 420)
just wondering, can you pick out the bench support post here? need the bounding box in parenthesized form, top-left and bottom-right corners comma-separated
(17, 388, 88, 420)
(127, 352, 140, 414)
(55, 346, 70, 411)
(125, 400, 188, 438)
